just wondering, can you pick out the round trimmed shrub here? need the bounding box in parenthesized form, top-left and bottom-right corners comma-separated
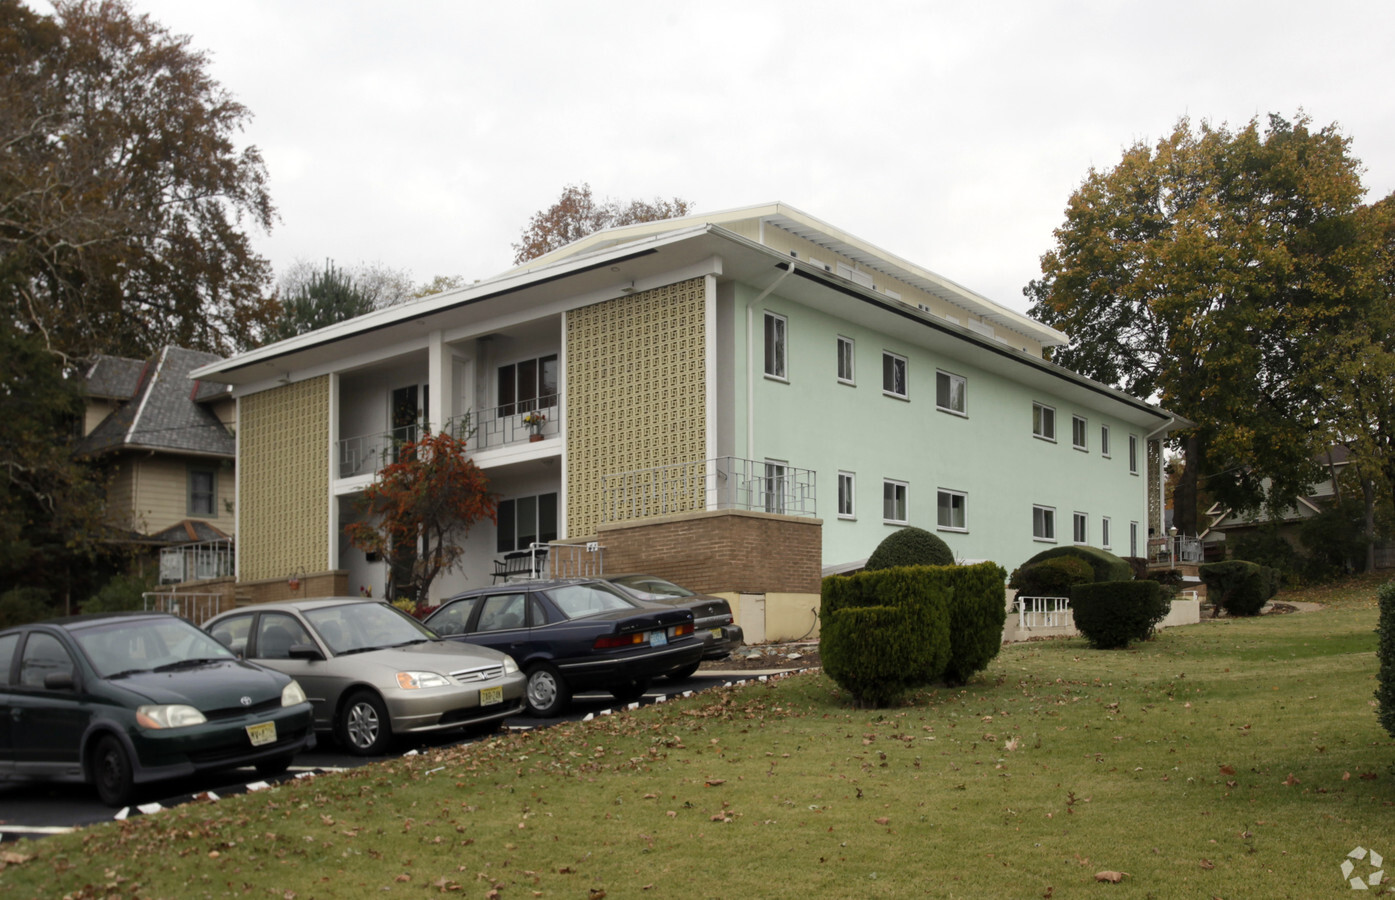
(1018, 545, 1132, 584)
(1199, 560, 1267, 616)
(1009, 556, 1093, 598)
(866, 527, 954, 570)
(1070, 580, 1169, 649)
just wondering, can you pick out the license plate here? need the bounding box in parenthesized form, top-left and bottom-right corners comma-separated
(246, 721, 277, 747)
(709, 627, 723, 640)
(480, 685, 503, 706)
(650, 630, 668, 647)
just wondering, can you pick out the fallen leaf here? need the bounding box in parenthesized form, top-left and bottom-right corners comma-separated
(1218, 765, 1236, 776)
(1282, 773, 1300, 786)
(1094, 871, 1128, 883)
(1200, 859, 1215, 870)
(874, 817, 890, 826)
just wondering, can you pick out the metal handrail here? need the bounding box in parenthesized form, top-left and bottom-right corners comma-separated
(600, 456, 816, 523)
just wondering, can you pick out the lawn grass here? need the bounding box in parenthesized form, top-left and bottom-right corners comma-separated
(3, 575, 1393, 899)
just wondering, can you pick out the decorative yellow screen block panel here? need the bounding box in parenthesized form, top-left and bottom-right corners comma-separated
(239, 377, 330, 582)
(566, 278, 706, 537)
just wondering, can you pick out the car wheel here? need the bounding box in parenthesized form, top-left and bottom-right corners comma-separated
(524, 663, 571, 717)
(255, 753, 295, 778)
(91, 735, 134, 808)
(609, 677, 650, 702)
(665, 661, 701, 681)
(338, 690, 392, 755)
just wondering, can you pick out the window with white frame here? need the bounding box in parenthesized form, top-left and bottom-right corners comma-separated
(1072, 415, 1088, 451)
(882, 352, 907, 399)
(936, 370, 966, 416)
(1033, 402, 1056, 441)
(1100, 425, 1111, 458)
(496, 493, 559, 553)
(1130, 521, 1139, 557)
(1033, 505, 1056, 542)
(1129, 434, 1139, 474)
(188, 467, 217, 517)
(497, 356, 557, 416)
(837, 471, 856, 519)
(1102, 516, 1112, 549)
(1073, 512, 1088, 544)
(936, 489, 967, 532)
(883, 480, 908, 524)
(836, 336, 855, 384)
(763, 312, 787, 380)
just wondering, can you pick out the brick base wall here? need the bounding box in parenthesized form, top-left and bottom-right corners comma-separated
(592, 510, 822, 595)
(234, 570, 349, 607)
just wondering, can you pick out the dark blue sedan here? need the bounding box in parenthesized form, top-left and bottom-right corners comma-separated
(424, 580, 703, 716)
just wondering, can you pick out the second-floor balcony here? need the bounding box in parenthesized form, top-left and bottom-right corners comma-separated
(337, 398, 561, 480)
(600, 456, 817, 523)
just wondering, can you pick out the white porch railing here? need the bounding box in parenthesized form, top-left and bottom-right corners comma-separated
(1017, 596, 1072, 629)
(1149, 534, 1203, 565)
(600, 456, 817, 523)
(142, 591, 223, 626)
(471, 396, 559, 450)
(338, 422, 423, 478)
(159, 540, 233, 584)
(547, 540, 605, 579)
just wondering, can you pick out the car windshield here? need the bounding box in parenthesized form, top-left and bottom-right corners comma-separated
(72, 617, 235, 678)
(304, 602, 438, 655)
(545, 582, 638, 619)
(611, 575, 696, 600)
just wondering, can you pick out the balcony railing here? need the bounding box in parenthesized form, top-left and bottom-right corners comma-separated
(600, 456, 817, 524)
(159, 539, 233, 584)
(471, 396, 559, 450)
(142, 591, 223, 626)
(339, 423, 423, 479)
(1149, 533, 1202, 565)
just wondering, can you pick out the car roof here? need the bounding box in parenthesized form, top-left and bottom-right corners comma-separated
(28, 610, 181, 630)
(210, 597, 379, 616)
(448, 578, 605, 600)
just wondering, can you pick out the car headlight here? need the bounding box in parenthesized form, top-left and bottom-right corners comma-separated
(396, 671, 451, 690)
(502, 655, 519, 675)
(282, 680, 307, 706)
(136, 704, 207, 729)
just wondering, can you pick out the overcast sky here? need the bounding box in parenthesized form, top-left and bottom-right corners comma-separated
(113, 0, 1395, 315)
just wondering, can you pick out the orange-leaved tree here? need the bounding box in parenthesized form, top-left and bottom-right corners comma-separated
(345, 429, 496, 607)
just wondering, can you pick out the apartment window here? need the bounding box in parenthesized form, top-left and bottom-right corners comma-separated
(764, 460, 789, 514)
(188, 467, 217, 517)
(882, 352, 907, 399)
(1072, 415, 1088, 451)
(837, 471, 856, 519)
(1102, 516, 1112, 549)
(1073, 512, 1088, 544)
(1129, 434, 1140, 474)
(1130, 521, 1139, 557)
(498, 355, 557, 416)
(936, 489, 967, 532)
(936, 370, 966, 416)
(1101, 425, 1111, 458)
(836, 336, 855, 384)
(883, 480, 908, 524)
(1033, 403, 1056, 441)
(763, 312, 787, 380)
(1033, 505, 1056, 542)
(496, 493, 558, 553)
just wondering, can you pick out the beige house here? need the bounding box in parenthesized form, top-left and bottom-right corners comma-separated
(80, 347, 237, 582)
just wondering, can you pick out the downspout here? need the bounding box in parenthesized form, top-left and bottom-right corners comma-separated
(746, 262, 795, 460)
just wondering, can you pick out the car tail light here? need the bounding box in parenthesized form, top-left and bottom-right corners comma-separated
(670, 622, 694, 638)
(594, 632, 645, 650)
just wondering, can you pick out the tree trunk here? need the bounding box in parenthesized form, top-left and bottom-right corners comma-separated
(1363, 476, 1377, 574)
(1174, 433, 1201, 537)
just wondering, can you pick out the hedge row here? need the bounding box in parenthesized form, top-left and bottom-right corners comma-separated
(820, 562, 1006, 707)
(1377, 581, 1395, 740)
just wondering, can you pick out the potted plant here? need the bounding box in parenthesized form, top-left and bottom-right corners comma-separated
(523, 411, 546, 441)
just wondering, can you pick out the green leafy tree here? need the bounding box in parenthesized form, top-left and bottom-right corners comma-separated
(0, 0, 277, 361)
(269, 260, 377, 341)
(344, 429, 497, 606)
(512, 183, 693, 265)
(1026, 114, 1379, 531)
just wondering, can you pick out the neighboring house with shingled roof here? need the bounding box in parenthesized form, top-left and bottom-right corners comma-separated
(79, 347, 237, 581)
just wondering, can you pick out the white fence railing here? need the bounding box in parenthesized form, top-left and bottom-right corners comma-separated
(547, 541, 605, 579)
(601, 456, 817, 523)
(142, 591, 223, 626)
(1149, 534, 1203, 565)
(1017, 596, 1072, 629)
(159, 540, 233, 584)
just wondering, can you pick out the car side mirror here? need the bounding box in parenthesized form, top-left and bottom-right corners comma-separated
(44, 671, 75, 691)
(287, 643, 325, 661)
